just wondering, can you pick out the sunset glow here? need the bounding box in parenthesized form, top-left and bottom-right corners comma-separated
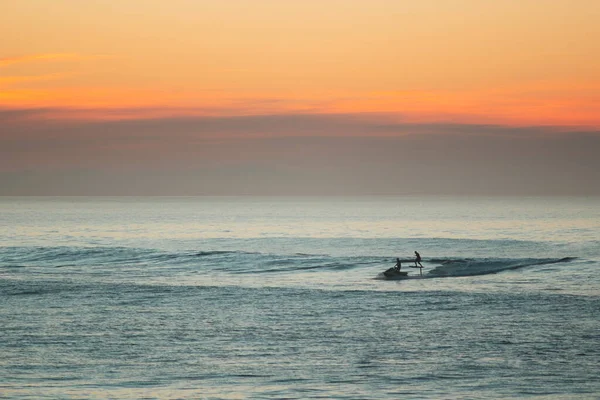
(2, 0, 599, 195)
(3, 0, 600, 125)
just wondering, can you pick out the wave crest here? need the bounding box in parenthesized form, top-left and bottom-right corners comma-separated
(427, 257, 576, 277)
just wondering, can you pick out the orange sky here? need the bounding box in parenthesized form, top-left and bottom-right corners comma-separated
(2, 0, 600, 196)
(2, 0, 600, 126)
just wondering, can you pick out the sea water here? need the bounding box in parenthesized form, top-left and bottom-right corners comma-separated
(1, 196, 599, 399)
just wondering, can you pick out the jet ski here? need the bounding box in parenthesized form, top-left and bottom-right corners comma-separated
(382, 267, 409, 279)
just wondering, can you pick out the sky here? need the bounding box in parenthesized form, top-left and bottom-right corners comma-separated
(1, 0, 599, 195)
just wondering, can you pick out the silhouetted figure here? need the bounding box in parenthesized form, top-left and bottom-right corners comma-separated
(394, 257, 402, 272)
(414, 251, 423, 268)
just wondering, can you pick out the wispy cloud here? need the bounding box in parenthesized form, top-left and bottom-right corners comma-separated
(1, 107, 598, 138)
(0, 73, 71, 87)
(0, 53, 109, 68)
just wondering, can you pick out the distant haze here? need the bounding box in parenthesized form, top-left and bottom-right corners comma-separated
(2, 111, 598, 196)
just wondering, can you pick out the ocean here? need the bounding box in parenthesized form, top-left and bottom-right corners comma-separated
(1, 196, 599, 399)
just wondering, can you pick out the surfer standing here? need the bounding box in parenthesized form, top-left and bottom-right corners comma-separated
(414, 251, 423, 268)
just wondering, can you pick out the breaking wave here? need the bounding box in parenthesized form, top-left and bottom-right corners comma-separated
(426, 257, 577, 277)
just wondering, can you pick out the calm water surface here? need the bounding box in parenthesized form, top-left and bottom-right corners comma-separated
(1, 196, 599, 399)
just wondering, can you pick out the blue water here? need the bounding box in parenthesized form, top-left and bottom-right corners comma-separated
(1, 196, 599, 399)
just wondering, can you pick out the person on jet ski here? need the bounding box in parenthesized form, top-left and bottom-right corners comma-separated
(394, 258, 402, 272)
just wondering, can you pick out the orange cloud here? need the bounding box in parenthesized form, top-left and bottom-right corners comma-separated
(1, 84, 599, 128)
(0, 73, 71, 87)
(0, 53, 109, 67)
